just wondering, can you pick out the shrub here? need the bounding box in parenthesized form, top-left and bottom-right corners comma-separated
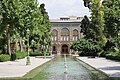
(43, 52, 51, 56)
(71, 38, 101, 56)
(106, 54, 120, 61)
(15, 51, 26, 59)
(11, 54, 16, 61)
(30, 51, 42, 56)
(30, 51, 51, 56)
(99, 51, 109, 57)
(0, 54, 10, 62)
(106, 51, 120, 61)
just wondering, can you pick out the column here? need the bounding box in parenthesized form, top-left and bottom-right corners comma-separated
(58, 28, 61, 41)
(70, 27, 73, 41)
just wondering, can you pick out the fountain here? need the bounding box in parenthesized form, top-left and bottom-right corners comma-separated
(64, 54, 68, 80)
(64, 54, 68, 74)
(31, 55, 109, 80)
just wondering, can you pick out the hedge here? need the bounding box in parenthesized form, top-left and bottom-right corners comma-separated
(106, 54, 120, 61)
(30, 51, 51, 56)
(15, 51, 26, 59)
(30, 51, 42, 56)
(0, 54, 10, 62)
(11, 51, 27, 61)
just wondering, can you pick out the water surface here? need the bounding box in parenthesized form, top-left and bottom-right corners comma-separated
(35, 55, 93, 80)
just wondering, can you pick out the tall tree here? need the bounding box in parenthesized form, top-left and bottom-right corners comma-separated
(80, 15, 95, 39)
(103, 0, 120, 38)
(0, 0, 44, 54)
(83, 0, 107, 44)
(39, 3, 51, 53)
(0, 0, 20, 55)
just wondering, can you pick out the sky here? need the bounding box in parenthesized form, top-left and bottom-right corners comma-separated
(38, 0, 91, 19)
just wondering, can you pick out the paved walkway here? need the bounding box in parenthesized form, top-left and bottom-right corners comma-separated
(78, 57, 120, 78)
(0, 57, 52, 77)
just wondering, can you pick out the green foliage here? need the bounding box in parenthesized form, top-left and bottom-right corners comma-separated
(82, 0, 107, 47)
(103, 37, 120, 53)
(70, 38, 101, 56)
(101, 45, 120, 60)
(99, 50, 108, 57)
(106, 54, 120, 61)
(0, 0, 51, 55)
(0, 54, 10, 62)
(80, 15, 93, 39)
(83, 0, 91, 8)
(30, 51, 42, 56)
(43, 52, 51, 56)
(39, 3, 51, 53)
(10, 54, 16, 61)
(0, 51, 26, 62)
(15, 51, 26, 59)
(90, 0, 106, 43)
(103, 0, 120, 38)
(0, 35, 7, 53)
(106, 51, 120, 61)
(30, 51, 50, 56)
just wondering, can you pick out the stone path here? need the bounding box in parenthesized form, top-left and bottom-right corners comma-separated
(78, 57, 120, 78)
(0, 57, 52, 77)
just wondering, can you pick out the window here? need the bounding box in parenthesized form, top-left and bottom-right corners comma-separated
(52, 29, 58, 41)
(61, 28, 70, 41)
(73, 29, 79, 41)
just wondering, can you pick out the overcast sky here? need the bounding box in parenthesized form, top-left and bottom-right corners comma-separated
(38, 0, 91, 19)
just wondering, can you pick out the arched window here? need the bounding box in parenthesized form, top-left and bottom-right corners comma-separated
(52, 29, 58, 41)
(73, 29, 78, 41)
(61, 28, 70, 41)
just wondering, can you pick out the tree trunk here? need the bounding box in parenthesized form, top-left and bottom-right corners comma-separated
(1, 38, 6, 54)
(20, 37, 23, 52)
(7, 30, 11, 55)
(32, 45, 35, 52)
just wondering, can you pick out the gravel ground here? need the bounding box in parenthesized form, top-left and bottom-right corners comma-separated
(0, 57, 52, 77)
(78, 57, 120, 77)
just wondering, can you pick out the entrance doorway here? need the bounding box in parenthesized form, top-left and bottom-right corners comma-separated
(53, 46, 56, 51)
(52, 46, 57, 54)
(61, 44, 68, 54)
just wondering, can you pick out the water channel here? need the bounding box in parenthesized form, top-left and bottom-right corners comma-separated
(33, 55, 97, 80)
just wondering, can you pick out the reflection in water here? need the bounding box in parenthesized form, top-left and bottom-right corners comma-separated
(64, 54, 68, 80)
(64, 73, 68, 80)
(64, 54, 68, 74)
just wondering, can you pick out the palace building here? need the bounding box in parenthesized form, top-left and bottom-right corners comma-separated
(50, 16, 83, 55)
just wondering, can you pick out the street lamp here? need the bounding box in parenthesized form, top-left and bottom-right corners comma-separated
(26, 29, 31, 65)
(43, 47, 46, 59)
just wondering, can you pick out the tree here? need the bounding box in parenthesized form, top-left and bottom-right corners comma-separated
(103, 0, 120, 38)
(16, 0, 43, 53)
(70, 38, 101, 56)
(80, 15, 95, 39)
(0, 0, 20, 55)
(39, 3, 51, 54)
(0, 0, 44, 55)
(83, 0, 107, 44)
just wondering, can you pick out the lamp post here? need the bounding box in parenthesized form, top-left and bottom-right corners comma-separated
(43, 45, 46, 59)
(26, 29, 31, 65)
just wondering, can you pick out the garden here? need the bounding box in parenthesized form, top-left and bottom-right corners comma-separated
(0, 0, 51, 62)
(70, 0, 120, 61)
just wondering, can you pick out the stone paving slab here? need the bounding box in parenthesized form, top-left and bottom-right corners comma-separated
(0, 57, 52, 77)
(78, 57, 120, 78)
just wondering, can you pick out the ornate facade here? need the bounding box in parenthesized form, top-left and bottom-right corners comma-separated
(50, 16, 83, 55)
